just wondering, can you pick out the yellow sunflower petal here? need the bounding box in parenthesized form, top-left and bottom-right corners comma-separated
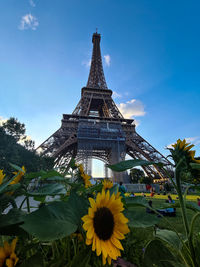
(88, 198, 96, 209)
(96, 192, 101, 207)
(88, 207, 95, 218)
(0, 247, 6, 260)
(113, 230, 125, 240)
(86, 238, 92, 245)
(102, 254, 106, 265)
(107, 255, 112, 265)
(92, 235, 96, 251)
(114, 213, 129, 224)
(111, 236, 124, 250)
(83, 221, 93, 231)
(115, 223, 130, 235)
(81, 215, 91, 223)
(96, 237, 102, 256)
(105, 240, 119, 260)
(86, 225, 94, 239)
(4, 242, 11, 256)
(100, 240, 108, 259)
(5, 258, 13, 267)
(10, 239, 17, 253)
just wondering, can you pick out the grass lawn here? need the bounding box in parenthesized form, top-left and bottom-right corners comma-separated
(134, 192, 200, 202)
(123, 197, 200, 266)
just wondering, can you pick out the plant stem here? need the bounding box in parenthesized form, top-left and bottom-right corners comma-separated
(19, 196, 27, 210)
(175, 163, 197, 267)
(26, 197, 30, 213)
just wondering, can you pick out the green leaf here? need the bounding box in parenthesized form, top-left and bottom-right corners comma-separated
(9, 163, 25, 173)
(124, 209, 160, 228)
(46, 176, 67, 182)
(0, 208, 27, 236)
(107, 159, 162, 172)
(26, 183, 66, 196)
(40, 170, 63, 180)
(0, 173, 20, 194)
(1, 183, 21, 194)
(143, 239, 178, 267)
(156, 229, 182, 251)
(190, 163, 200, 170)
(0, 208, 24, 228)
(24, 171, 46, 180)
(21, 192, 88, 241)
(186, 201, 200, 212)
(109, 184, 118, 196)
(33, 196, 46, 202)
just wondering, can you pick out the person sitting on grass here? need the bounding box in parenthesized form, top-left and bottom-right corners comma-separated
(167, 195, 175, 204)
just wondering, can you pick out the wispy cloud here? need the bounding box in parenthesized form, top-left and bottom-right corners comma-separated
(29, 0, 36, 7)
(104, 54, 111, 66)
(19, 14, 39, 30)
(185, 137, 200, 145)
(0, 116, 7, 126)
(82, 59, 91, 67)
(167, 136, 200, 149)
(112, 91, 122, 99)
(117, 99, 146, 119)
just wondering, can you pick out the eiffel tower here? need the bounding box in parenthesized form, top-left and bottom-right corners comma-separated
(37, 32, 172, 182)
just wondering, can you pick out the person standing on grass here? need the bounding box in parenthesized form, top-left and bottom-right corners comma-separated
(118, 181, 127, 197)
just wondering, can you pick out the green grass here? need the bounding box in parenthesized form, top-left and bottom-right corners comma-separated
(123, 198, 200, 266)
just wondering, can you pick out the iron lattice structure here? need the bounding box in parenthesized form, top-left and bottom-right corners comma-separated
(37, 32, 173, 182)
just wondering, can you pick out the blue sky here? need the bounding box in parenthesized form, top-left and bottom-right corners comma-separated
(0, 0, 200, 175)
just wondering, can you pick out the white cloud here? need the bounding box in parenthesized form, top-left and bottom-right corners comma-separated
(117, 99, 146, 119)
(29, 0, 36, 7)
(112, 91, 121, 99)
(19, 14, 39, 30)
(185, 137, 200, 145)
(82, 59, 91, 67)
(0, 116, 7, 126)
(104, 54, 111, 66)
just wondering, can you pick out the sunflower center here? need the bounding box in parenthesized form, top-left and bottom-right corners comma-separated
(93, 207, 114, 240)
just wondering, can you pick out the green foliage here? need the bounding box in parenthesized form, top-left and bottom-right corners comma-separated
(129, 168, 145, 183)
(107, 159, 163, 172)
(0, 127, 54, 174)
(1, 150, 200, 266)
(2, 117, 25, 142)
(139, 176, 152, 185)
(143, 239, 180, 267)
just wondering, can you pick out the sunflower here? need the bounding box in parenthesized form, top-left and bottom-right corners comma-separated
(102, 179, 113, 190)
(78, 165, 92, 188)
(11, 166, 26, 185)
(0, 170, 5, 185)
(0, 238, 18, 267)
(171, 139, 200, 183)
(82, 190, 129, 265)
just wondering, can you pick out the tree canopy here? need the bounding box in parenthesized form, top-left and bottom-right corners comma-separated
(0, 125, 54, 174)
(129, 168, 145, 184)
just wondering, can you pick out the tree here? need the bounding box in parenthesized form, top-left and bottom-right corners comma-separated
(139, 176, 152, 185)
(130, 168, 145, 184)
(2, 117, 25, 142)
(0, 126, 54, 174)
(2, 117, 35, 151)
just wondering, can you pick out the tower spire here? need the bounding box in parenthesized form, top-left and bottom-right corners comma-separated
(86, 32, 108, 89)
